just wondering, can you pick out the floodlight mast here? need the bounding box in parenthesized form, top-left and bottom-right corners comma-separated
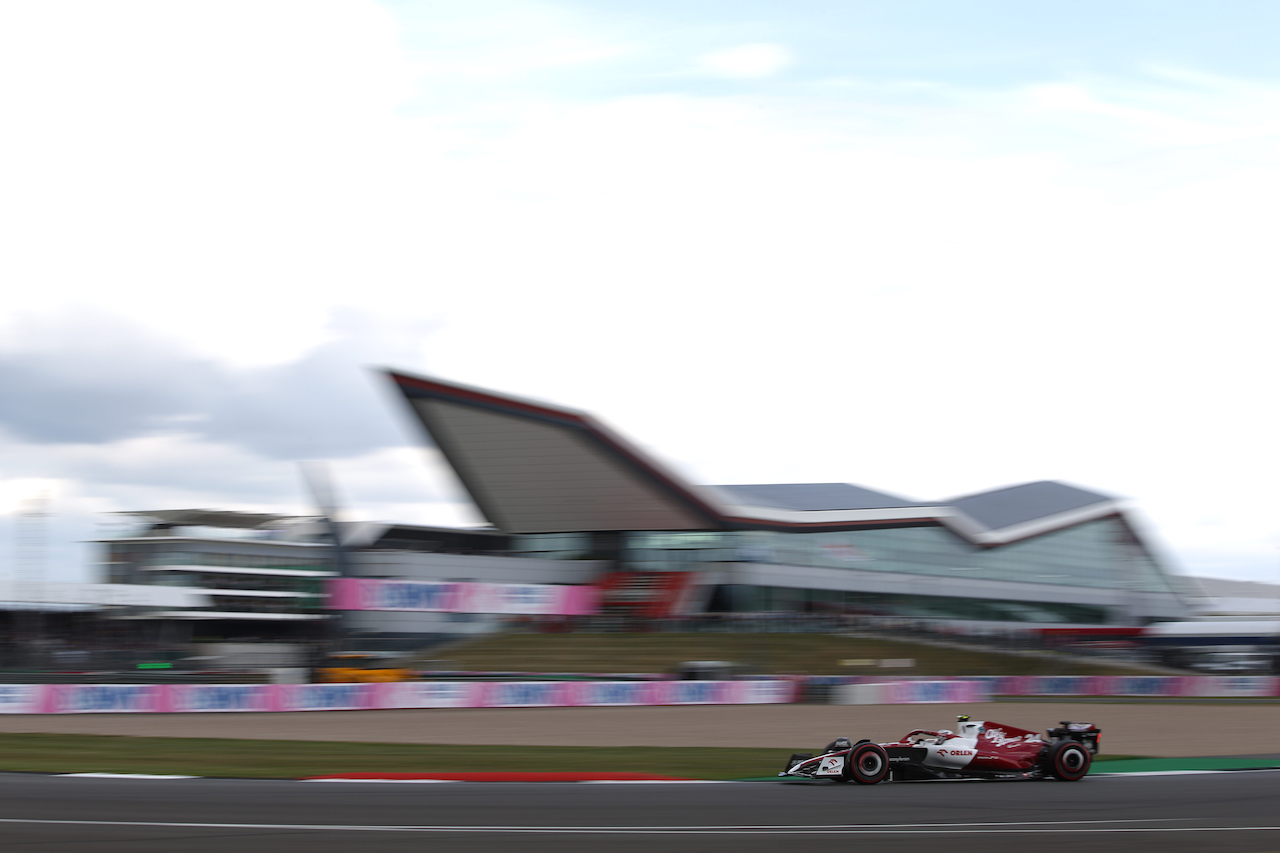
(17, 493, 50, 668)
(300, 462, 351, 652)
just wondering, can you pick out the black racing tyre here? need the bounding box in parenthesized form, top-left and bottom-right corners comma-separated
(845, 743, 889, 785)
(1047, 740, 1091, 781)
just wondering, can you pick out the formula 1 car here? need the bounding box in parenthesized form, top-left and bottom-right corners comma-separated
(779, 717, 1100, 784)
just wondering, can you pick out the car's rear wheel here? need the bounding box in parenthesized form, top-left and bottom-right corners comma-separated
(845, 743, 889, 785)
(1046, 740, 1091, 781)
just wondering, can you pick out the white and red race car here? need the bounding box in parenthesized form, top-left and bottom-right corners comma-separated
(779, 717, 1100, 784)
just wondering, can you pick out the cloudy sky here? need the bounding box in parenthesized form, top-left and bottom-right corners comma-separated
(2, 1, 1278, 584)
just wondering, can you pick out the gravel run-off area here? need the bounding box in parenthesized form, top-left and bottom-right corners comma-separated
(0, 702, 1276, 757)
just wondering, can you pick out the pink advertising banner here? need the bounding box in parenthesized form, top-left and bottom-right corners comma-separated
(835, 680, 992, 705)
(12, 675, 1275, 715)
(990, 674, 1278, 698)
(42, 684, 167, 714)
(327, 579, 599, 616)
(0, 684, 47, 714)
(0, 679, 801, 714)
(384, 681, 485, 709)
(880, 680, 990, 704)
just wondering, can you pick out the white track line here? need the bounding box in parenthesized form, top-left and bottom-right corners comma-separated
(7, 817, 1270, 835)
(49, 769, 1279, 783)
(58, 774, 198, 779)
(301, 779, 458, 783)
(295, 773, 727, 778)
(580, 780, 728, 784)
(1094, 770, 1227, 777)
(4, 818, 1177, 830)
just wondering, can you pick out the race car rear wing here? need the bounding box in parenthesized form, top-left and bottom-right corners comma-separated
(1047, 721, 1101, 754)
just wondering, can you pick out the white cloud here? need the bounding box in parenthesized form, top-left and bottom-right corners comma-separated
(0, 435, 479, 582)
(393, 0, 634, 81)
(0, 479, 64, 516)
(2, 2, 1280, 582)
(0, 0, 426, 368)
(696, 43, 791, 78)
(327, 447, 485, 528)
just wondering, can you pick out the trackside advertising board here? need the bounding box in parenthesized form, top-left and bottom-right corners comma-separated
(387, 682, 485, 709)
(169, 685, 276, 713)
(986, 675, 1278, 698)
(0, 685, 45, 714)
(0, 679, 799, 713)
(327, 579, 599, 616)
(833, 680, 992, 705)
(6, 676, 1271, 714)
(45, 685, 166, 714)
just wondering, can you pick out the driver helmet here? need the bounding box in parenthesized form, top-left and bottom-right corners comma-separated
(936, 729, 955, 741)
(825, 737, 853, 753)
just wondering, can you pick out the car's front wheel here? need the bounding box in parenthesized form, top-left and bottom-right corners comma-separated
(844, 743, 889, 785)
(1045, 740, 1091, 781)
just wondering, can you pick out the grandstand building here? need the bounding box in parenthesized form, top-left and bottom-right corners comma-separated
(387, 370, 1190, 626)
(99, 510, 335, 640)
(97, 510, 600, 641)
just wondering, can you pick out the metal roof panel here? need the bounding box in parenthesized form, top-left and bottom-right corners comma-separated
(714, 483, 918, 511)
(948, 481, 1114, 531)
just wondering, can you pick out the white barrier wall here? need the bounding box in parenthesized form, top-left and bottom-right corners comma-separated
(832, 680, 991, 705)
(3, 676, 1273, 714)
(0, 680, 800, 714)
(983, 675, 1278, 698)
(835, 675, 1280, 701)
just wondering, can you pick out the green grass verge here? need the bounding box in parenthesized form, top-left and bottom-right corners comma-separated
(427, 633, 1168, 676)
(1090, 756, 1280, 773)
(1, 734, 1266, 779)
(0, 734, 787, 780)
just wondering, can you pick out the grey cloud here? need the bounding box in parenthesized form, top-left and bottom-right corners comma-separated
(0, 315, 476, 582)
(0, 313, 430, 460)
(0, 318, 222, 444)
(200, 338, 410, 460)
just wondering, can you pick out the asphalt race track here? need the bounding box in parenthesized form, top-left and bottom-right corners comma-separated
(1, 771, 1278, 853)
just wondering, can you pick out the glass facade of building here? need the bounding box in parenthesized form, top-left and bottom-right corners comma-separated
(513, 519, 1175, 593)
(511, 517, 1181, 623)
(107, 544, 330, 583)
(104, 541, 332, 615)
(712, 585, 1110, 624)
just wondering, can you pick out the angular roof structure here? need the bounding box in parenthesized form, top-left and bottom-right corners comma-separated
(114, 509, 305, 529)
(714, 483, 918, 512)
(948, 481, 1113, 530)
(388, 370, 1124, 546)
